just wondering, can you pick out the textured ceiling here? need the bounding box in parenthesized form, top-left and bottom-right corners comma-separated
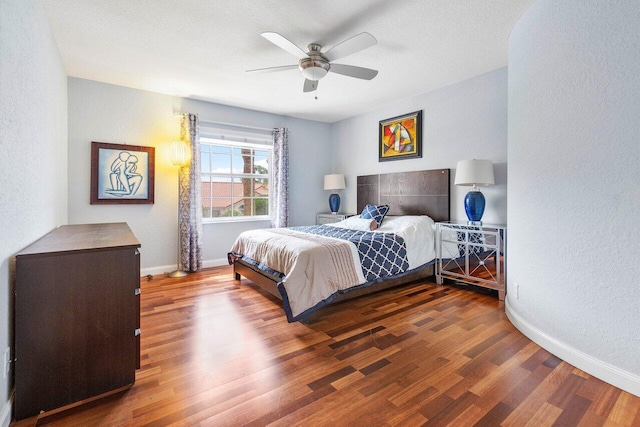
(43, 0, 535, 123)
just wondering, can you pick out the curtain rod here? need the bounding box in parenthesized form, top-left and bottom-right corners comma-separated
(198, 119, 275, 134)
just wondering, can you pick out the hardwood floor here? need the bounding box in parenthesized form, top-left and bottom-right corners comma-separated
(13, 266, 640, 426)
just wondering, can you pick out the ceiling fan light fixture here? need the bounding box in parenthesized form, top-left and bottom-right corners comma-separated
(251, 32, 378, 92)
(299, 58, 330, 80)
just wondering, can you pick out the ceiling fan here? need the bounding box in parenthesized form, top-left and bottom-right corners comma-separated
(247, 32, 379, 93)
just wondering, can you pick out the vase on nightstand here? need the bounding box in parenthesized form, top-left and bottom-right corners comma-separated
(329, 193, 340, 214)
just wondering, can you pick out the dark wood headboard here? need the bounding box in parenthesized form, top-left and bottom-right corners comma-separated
(357, 169, 450, 222)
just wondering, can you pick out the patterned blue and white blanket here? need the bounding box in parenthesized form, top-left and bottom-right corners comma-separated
(289, 225, 409, 282)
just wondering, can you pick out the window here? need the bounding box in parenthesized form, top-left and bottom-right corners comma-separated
(200, 134, 272, 221)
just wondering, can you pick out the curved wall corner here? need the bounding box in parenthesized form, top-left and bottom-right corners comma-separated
(506, 0, 640, 396)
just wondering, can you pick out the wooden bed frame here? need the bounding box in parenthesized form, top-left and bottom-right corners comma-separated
(232, 168, 451, 306)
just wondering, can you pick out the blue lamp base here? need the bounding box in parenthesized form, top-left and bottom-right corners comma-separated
(329, 193, 340, 214)
(464, 189, 486, 224)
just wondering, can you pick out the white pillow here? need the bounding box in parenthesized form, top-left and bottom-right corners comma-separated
(376, 215, 436, 269)
(327, 215, 376, 231)
(376, 215, 435, 233)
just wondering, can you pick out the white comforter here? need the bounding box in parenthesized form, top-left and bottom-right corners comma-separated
(331, 215, 437, 269)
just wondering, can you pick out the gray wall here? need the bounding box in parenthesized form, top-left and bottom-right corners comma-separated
(67, 78, 332, 273)
(332, 68, 508, 224)
(507, 0, 640, 395)
(67, 69, 509, 275)
(0, 0, 68, 423)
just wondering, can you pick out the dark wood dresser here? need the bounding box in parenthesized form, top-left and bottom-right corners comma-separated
(14, 223, 141, 420)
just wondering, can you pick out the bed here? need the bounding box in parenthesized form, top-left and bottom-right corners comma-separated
(229, 169, 450, 322)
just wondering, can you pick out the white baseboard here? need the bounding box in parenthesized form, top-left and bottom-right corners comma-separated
(0, 393, 12, 427)
(140, 258, 229, 278)
(505, 298, 640, 397)
(140, 264, 177, 277)
(202, 258, 229, 269)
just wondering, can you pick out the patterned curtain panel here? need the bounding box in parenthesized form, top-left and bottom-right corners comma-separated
(178, 113, 203, 271)
(270, 127, 289, 228)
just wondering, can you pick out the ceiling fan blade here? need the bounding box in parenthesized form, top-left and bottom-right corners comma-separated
(303, 79, 318, 92)
(246, 64, 298, 73)
(330, 64, 378, 80)
(323, 32, 377, 62)
(261, 32, 308, 59)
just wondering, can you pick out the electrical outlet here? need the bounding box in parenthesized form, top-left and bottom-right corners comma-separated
(3, 348, 9, 379)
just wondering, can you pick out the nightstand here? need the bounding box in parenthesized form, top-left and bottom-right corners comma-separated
(435, 221, 507, 300)
(316, 213, 353, 225)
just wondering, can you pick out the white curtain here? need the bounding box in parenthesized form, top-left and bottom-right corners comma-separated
(178, 113, 203, 271)
(270, 128, 289, 228)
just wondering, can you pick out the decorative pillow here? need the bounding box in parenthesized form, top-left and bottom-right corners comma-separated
(361, 204, 390, 226)
(337, 216, 377, 231)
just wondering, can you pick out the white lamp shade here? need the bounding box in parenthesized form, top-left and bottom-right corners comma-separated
(324, 174, 346, 190)
(454, 159, 495, 186)
(301, 66, 328, 81)
(171, 141, 190, 166)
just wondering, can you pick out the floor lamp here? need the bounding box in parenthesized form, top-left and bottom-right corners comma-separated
(168, 141, 190, 278)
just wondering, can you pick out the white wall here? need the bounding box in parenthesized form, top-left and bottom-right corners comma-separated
(507, 0, 640, 395)
(332, 68, 508, 224)
(0, 0, 68, 423)
(67, 78, 331, 273)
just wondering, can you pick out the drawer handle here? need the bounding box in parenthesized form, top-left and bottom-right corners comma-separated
(135, 328, 141, 337)
(134, 288, 141, 296)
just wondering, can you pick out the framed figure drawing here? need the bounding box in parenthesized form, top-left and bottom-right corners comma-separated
(90, 141, 155, 204)
(379, 110, 422, 162)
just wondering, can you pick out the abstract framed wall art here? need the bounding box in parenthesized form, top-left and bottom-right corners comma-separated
(90, 141, 155, 204)
(379, 110, 422, 162)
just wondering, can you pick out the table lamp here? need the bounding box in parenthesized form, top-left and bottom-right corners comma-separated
(455, 159, 495, 224)
(323, 174, 346, 214)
